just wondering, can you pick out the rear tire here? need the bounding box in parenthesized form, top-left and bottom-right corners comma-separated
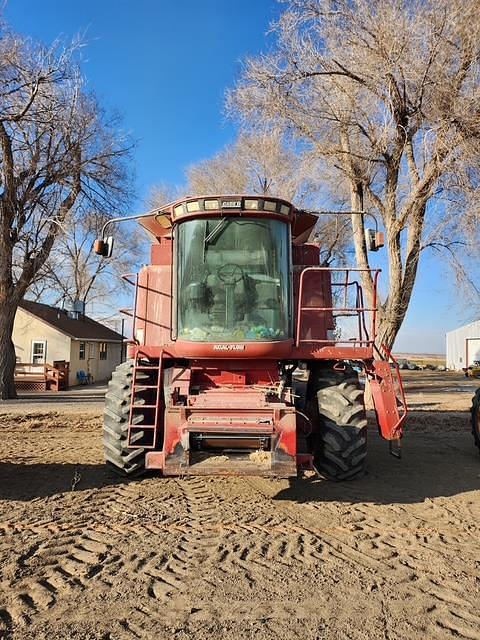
(313, 367, 367, 480)
(103, 360, 147, 477)
(471, 389, 480, 452)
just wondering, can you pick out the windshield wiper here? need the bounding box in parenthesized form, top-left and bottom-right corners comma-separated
(204, 218, 229, 247)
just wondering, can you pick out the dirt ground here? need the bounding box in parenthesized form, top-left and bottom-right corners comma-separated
(0, 371, 479, 640)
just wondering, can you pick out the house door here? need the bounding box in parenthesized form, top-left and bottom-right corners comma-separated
(32, 340, 47, 364)
(87, 342, 98, 381)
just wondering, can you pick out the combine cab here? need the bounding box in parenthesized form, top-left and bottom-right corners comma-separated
(98, 195, 407, 479)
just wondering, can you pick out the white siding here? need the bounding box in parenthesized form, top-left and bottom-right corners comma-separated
(446, 320, 480, 370)
(13, 308, 71, 364)
(14, 306, 124, 387)
(69, 339, 122, 386)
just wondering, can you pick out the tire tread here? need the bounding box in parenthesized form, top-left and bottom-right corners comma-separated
(313, 366, 367, 481)
(102, 360, 147, 477)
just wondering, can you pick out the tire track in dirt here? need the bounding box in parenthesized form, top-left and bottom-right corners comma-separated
(244, 476, 480, 640)
(0, 498, 119, 630)
(137, 478, 222, 604)
(244, 477, 399, 573)
(1, 471, 478, 639)
(0, 474, 232, 637)
(1, 529, 114, 628)
(2, 406, 479, 639)
(318, 499, 480, 639)
(124, 476, 337, 638)
(116, 476, 231, 637)
(0, 479, 186, 635)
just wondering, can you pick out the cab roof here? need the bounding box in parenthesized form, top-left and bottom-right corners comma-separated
(138, 194, 318, 243)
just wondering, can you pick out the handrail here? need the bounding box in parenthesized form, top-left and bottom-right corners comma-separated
(121, 272, 139, 339)
(121, 272, 138, 288)
(296, 267, 381, 348)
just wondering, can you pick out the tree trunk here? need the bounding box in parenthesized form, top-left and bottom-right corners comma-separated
(377, 317, 402, 353)
(0, 304, 18, 400)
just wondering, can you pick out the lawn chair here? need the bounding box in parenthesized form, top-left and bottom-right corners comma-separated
(77, 370, 91, 385)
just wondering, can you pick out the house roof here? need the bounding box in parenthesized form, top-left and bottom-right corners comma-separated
(19, 300, 124, 342)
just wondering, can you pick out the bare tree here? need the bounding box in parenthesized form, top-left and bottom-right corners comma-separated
(28, 209, 144, 315)
(187, 128, 317, 203)
(432, 205, 480, 318)
(228, 0, 480, 349)
(147, 182, 183, 211)
(185, 129, 352, 264)
(0, 28, 132, 399)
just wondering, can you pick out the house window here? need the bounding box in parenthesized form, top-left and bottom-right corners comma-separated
(79, 342, 86, 360)
(32, 340, 46, 365)
(89, 342, 96, 358)
(99, 342, 108, 360)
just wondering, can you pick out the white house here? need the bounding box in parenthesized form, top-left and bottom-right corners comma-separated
(13, 300, 124, 387)
(446, 320, 480, 371)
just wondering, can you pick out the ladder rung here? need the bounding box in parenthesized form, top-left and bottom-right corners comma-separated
(133, 385, 158, 389)
(135, 366, 159, 370)
(129, 424, 156, 429)
(128, 443, 156, 450)
(132, 404, 157, 408)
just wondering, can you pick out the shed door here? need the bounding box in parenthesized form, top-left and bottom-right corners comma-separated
(467, 338, 480, 366)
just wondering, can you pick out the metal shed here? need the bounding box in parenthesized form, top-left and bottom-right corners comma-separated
(446, 320, 480, 370)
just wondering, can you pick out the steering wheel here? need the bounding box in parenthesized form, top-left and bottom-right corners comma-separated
(217, 263, 244, 285)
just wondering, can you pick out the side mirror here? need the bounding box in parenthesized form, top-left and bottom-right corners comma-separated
(365, 229, 384, 252)
(94, 236, 114, 258)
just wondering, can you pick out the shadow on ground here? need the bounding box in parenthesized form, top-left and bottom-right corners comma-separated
(0, 411, 478, 505)
(0, 463, 129, 500)
(274, 424, 480, 505)
(2, 438, 479, 505)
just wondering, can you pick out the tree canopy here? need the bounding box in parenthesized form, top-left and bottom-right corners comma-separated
(0, 27, 133, 398)
(228, 0, 480, 347)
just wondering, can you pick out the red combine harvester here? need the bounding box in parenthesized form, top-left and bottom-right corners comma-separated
(95, 195, 407, 479)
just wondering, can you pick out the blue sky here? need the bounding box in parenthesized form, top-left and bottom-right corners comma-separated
(5, 0, 468, 353)
(6, 0, 282, 193)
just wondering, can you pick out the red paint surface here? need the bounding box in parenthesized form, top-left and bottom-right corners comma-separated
(120, 196, 407, 476)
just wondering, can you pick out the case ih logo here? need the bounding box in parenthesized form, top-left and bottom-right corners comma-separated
(213, 344, 246, 351)
(221, 200, 241, 209)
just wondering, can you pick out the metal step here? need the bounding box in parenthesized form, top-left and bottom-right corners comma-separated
(127, 352, 164, 448)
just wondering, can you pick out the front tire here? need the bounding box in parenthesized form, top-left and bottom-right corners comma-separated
(313, 367, 367, 480)
(471, 389, 480, 453)
(103, 360, 147, 477)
